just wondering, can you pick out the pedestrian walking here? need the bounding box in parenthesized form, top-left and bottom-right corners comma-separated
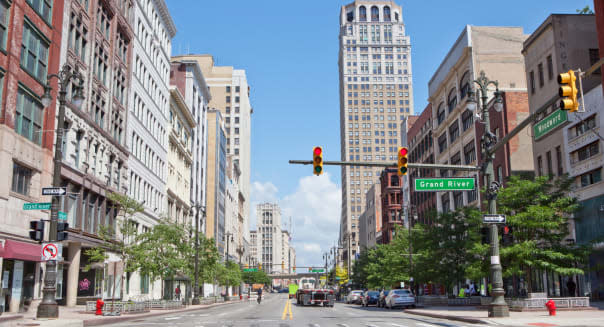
(175, 285, 181, 300)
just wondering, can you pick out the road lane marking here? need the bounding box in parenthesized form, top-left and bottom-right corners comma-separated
(390, 324, 408, 327)
(416, 323, 438, 327)
(281, 298, 289, 320)
(288, 299, 293, 320)
(337, 324, 350, 327)
(164, 317, 181, 320)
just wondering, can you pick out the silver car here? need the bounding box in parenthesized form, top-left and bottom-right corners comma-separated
(346, 290, 364, 304)
(385, 289, 415, 309)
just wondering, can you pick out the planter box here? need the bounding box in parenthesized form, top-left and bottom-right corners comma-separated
(507, 297, 590, 311)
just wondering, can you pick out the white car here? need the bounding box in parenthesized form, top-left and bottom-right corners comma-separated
(346, 290, 364, 304)
(385, 289, 415, 309)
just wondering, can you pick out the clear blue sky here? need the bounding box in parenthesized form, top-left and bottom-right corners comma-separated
(165, 0, 592, 265)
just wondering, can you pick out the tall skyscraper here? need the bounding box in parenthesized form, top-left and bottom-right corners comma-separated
(338, 1, 413, 263)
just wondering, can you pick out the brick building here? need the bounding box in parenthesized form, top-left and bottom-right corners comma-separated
(0, 0, 65, 313)
(379, 168, 403, 244)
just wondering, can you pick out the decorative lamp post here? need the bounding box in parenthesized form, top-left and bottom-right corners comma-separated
(466, 70, 509, 318)
(37, 64, 85, 319)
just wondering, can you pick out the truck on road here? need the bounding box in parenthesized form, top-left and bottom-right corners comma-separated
(295, 277, 335, 307)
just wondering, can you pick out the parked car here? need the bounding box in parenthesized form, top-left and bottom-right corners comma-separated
(377, 290, 390, 308)
(385, 289, 415, 309)
(362, 291, 380, 307)
(278, 288, 289, 293)
(346, 290, 364, 304)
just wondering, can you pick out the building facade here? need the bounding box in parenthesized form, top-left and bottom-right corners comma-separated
(0, 0, 66, 312)
(359, 184, 381, 249)
(125, 0, 175, 300)
(407, 105, 436, 224)
(169, 57, 210, 253)
(338, 0, 414, 265)
(379, 168, 402, 244)
(255, 203, 285, 274)
(522, 14, 599, 181)
(205, 109, 227, 256)
(428, 26, 531, 214)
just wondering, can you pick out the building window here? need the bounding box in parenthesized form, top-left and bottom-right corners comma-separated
(529, 71, 535, 94)
(546, 151, 552, 176)
(359, 6, 366, 21)
(538, 63, 544, 87)
(464, 141, 476, 164)
(575, 116, 596, 137)
(11, 162, 33, 195)
(68, 13, 88, 61)
(459, 71, 470, 99)
(441, 194, 450, 213)
(546, 55, 553, 80)
(97, 2, 111, 39)
(453, 192, 463, 209)
(21, 20, 49, 82)
(26, 0, 52, 24)
(226, 86, 231, 93)
(461, 110, 473, 131)
(116, 31, 128, 62)
(449, 120, 459, 144)
(575, 141, 599, 163)
(370, 6, 379, 21)
(437, 103, 445, 125)
(537, 155, 543, 176)
(0, 0, 9, 50)
(140, 273, 149, 294)
(383, 6, 391, 21)
(226, 96, 231, 103)
(589, 49, 601, 75)
(447, 88, 457, 113)
(93, 45, 108, 85)
(556, 146, 563, 176)
(580, 168, 602, 187)
(15, 88, 44, 145)
(467, 189, 477, 203)
(438, 133, 447, 153)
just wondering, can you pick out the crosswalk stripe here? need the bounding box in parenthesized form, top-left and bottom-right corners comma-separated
(390, 324, 408, 327)
(416, 323, 437, 327)
(164, 316, 181, 320)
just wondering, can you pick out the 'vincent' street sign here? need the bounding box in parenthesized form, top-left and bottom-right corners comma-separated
(534, 109, 568, 140)
(415, 178, 475, 191)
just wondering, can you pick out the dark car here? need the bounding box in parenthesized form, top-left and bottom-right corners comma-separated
(278, 288, 289, 293)
(362, 291, 380, 307)
(377, 290, 390, 308)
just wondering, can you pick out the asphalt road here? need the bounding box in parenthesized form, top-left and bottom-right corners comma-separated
(107, 294, 496, 327)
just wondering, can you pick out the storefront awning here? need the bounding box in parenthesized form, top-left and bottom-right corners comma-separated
(0, 239, 42, 262)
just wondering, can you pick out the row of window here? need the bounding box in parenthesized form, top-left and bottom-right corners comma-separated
(135, 16, 169, 88)
(134, 55, 169, 117)
(347, 83, 409, 90)
(131, 131, 166, 179)
(436, 71, 471, 126)
(348, 99, 410, 106)
(347, 91, 410, 97)
(346, 5, 398, 23)
(133, 92, 167, 147)
(346, 76, 410, 83)
(437, 110, 474, 153)
(129, 171, 164, 213)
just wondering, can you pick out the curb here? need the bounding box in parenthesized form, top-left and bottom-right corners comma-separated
(404, 309, 490, 324)
(83, 300, 244, 326)
(0, 315, 24, 323)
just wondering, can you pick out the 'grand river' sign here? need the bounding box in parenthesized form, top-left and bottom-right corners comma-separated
(414, 178, 475, 191)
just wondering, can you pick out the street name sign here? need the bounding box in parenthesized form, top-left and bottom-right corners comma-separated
(483, 214, 506, 224)
(58, 211, 67, 220)
(243, 268, 258, 272)
(23, 202, 51, 210)
(534, 109, 568, 140)
(311, 268, 325, 273)
(42, 187, 67, 196)
(415, 178, 475, 191)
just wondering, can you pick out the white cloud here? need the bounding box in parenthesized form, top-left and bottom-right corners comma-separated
(250, 173, 341, 269)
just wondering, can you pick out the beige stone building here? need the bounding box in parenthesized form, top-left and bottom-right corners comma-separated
(166, 87, 195, 226)
(205, 109, 227, 256)
(173, 55, 252, 263)
(428, 25, 532, 213)
(338, 0, 414, 265)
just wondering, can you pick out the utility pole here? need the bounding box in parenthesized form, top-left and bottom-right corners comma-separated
(37, 64, 85, 319)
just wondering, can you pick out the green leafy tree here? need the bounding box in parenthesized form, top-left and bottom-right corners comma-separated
(217, 261, 242, 288)
(85, 192, 144, 300)
(133, 218, 192, 299)
(497, 176, 589, 291)
(577, 6, 594, 14)
(241, 269, 271, 285)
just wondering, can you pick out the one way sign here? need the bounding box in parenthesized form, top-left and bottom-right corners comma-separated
(42, 187, 67, 196)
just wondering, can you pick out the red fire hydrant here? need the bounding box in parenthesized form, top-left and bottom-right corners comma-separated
(545, 299, 556, 316)
(95, 299, 104, 315)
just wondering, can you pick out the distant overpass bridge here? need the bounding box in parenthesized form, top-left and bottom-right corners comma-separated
(268, 272, 326, 280)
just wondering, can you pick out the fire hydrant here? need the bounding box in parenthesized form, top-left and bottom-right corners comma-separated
(95, 299, 104, 315)
(545, 299, 556, 316)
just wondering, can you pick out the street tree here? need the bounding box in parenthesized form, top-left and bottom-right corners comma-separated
(217, 261, 242, 289)
(241, 270, 271, 285)
(85, 192, 144, 300)
(496, 176, 589, 292)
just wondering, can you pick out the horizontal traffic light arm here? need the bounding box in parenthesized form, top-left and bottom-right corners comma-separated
(289, 160, 480, 171)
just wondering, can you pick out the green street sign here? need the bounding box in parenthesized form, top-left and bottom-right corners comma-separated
(58, 211, 67, 220)
(415, 178, 475, 191)
(335, 277, 341, 280)
(534, 109, 568, 140)
(23, 202, 51, 210)
(243, 268, 258, 272)
(311, 269, 325, 273)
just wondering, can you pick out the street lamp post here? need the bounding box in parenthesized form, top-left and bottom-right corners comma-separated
(190, 203, 206, 305)
(37, 64, 85, 319)
(467, 71, 509, 318)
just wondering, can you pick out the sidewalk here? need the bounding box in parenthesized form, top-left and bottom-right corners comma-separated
(0, 298, 247, 327)
(405, 302, 604, 326)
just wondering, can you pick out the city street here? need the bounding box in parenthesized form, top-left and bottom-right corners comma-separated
(107, 294, 493, 327)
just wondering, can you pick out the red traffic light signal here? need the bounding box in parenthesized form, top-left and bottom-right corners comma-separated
(398, 147, 408, 176)
(313, 146, 323, 176)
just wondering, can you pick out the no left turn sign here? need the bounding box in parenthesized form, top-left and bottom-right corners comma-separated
(42, 243, 60, 261)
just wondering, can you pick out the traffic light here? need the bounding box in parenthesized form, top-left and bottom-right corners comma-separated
(558, 70, 579, 112)
(281, 261, 285, 271)
(29, 220, 45, 242)
(293, 265, 296, 271)
(245, 264, 249, 269)
(57, 222, 69, 241)
(313, 146, 323, 176)
(259, 263, 262, 270)
(398, 147, 408, 176)
(480, 227, 489, 244)
(502, 226, 513, 246)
